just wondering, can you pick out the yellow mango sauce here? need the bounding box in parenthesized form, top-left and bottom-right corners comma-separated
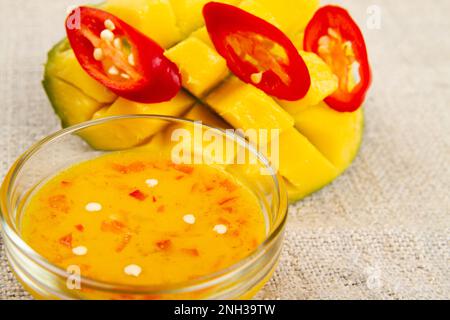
(20, 150, 266, 295)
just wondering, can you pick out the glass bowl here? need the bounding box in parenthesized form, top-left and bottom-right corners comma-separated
(0, 115, 288, 300)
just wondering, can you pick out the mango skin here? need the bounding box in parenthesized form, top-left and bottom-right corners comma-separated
(44, 39, 116, 104)
(43, 40, 106, 127)
(43, 75, 104, 128)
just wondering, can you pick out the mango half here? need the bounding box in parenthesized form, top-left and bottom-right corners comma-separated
(42, 0, 364, 202)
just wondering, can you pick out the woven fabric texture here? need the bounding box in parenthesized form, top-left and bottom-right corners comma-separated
(0, 0, 449, 300)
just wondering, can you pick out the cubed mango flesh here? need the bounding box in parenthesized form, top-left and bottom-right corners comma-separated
(191, 27, 214, 48)
(170, 0, 240, 36)
(184, 104, 230, 129)
(278, 51, 338, 114)
(275, 128, 338, 199)
(234, 126, 339, 203)
(205, 77, 294, 134)
(238, 0, 280, 28)
(252, 0, 319, 36)
(144, 105, 234, 166)
(83, 92, 195, 150)
(165, 37, 229, 97)
(293, 102, 364, 173)
(103, 0, 183, 48)
(177, 104, 234, 165)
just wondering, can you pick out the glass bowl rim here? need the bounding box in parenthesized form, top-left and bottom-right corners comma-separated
(0, 114, 288, 296)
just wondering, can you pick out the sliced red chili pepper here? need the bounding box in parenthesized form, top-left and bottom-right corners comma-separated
(220, 179, 237, 192)
(48, 194, 70, 213)
(111, 161, 146, 174)
(182, 248, 200, 257)
(304, 5, 372, 112)
(101, 219, 127, 233)
(59, 233, 73, 248)
(129, 189, 147, 201)
(116, 232, 132, 252)
(203, 2, 310, 101)
(171, 163, 194, 174)
(66, 6, 181, 103)
(218, 197, 237, 206)
(156, 239, 172, 251)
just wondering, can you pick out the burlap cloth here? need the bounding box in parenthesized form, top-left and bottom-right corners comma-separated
(0, 0, 448, 300)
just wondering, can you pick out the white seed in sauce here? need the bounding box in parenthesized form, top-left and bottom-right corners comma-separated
(213, 224, 227, 234)
(124, 264, 142, 277)
(120, 73, 131, 79)
(85, 202, 102, 212)
(100, 29, 114, 42)
(145, 179, 159, 188)
(183, 214, 196, 225)
(72, 246, 88, 256)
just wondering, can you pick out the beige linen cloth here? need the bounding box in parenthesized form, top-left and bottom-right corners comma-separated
(0, 0, 448, 300)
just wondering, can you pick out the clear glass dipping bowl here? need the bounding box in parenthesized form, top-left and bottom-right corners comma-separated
(0, 115, 288, 300)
